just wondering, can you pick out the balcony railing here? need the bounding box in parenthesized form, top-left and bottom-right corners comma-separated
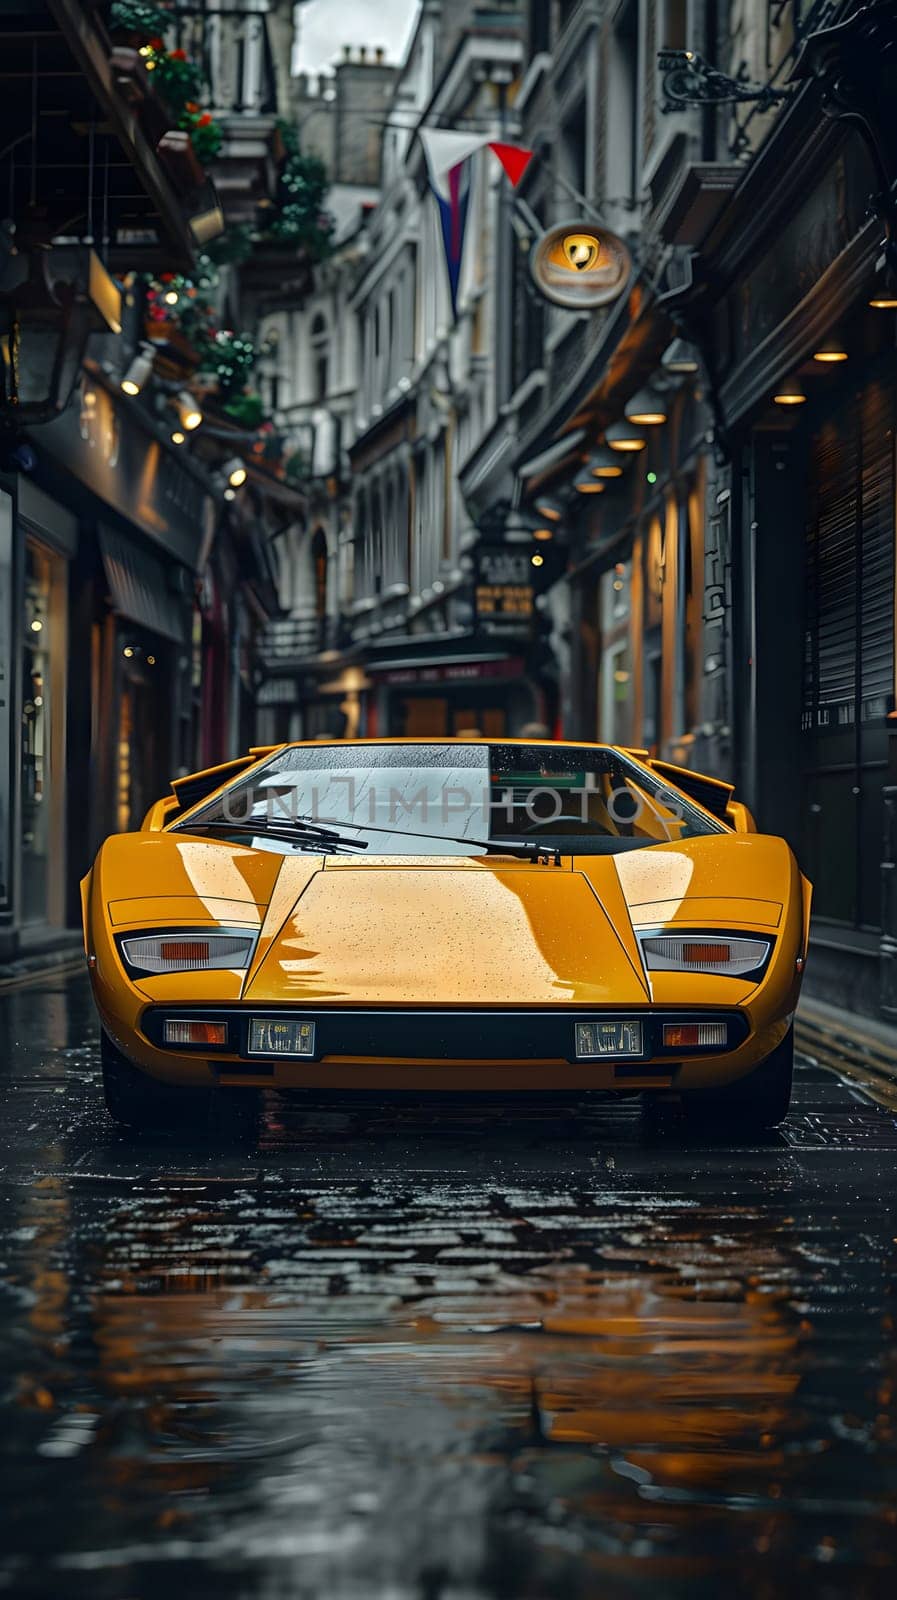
(169, 2, 278, 116)
(259, 614, 350, 667)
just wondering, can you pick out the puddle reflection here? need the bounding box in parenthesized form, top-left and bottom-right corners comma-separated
(2, 1099, 896, 1598)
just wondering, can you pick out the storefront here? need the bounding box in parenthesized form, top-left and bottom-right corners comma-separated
(674, 101, 897, 1016)
(366, 649, 542, 738)
(0, 369, 218, 960)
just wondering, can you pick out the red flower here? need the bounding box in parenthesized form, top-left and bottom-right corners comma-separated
(160, 272, 174, 282)
(185, 100, 200, 113)
(198, 113, 213, 126)
(169, 49, 187, 61)
(149, 36, 164, 49)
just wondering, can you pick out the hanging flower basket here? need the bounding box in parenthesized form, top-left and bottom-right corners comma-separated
(156, 129, 204, 191)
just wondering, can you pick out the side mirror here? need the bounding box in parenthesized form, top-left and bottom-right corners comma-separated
(726, 800, 758, 833)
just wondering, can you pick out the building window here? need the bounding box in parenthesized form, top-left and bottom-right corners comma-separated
(662, 0, 687, 48)
(561, 99, 587, 202)
(610, 0, 639, 206)
(311, 314, 329, 402)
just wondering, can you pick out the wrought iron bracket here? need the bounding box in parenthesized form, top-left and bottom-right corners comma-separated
(658, 50, 792, 114)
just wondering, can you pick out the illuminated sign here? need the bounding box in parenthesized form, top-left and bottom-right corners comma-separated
(474, 546, 535, 637)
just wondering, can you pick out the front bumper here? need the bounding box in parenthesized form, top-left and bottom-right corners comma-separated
(93, 1003, 788, 1094)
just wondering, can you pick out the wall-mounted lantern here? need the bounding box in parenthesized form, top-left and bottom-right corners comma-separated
(0, 242, 121, 426)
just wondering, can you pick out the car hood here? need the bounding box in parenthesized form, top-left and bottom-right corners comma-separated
(244, 854, 649, 1006)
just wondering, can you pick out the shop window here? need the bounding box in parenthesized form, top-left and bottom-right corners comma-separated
(21, 538, 66, 926)
(118, 641, 168, 834)
(0, 493, 10, 911)
(599, 562, 633, 745)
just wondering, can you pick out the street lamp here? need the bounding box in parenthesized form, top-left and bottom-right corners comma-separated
(224, 456, 248, 488)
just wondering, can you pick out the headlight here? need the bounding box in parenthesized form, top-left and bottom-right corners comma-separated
(638, 933, 771, 978)
(118, 930, 256, 976)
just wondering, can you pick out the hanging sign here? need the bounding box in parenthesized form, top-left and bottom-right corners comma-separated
(474, 544, 535, 637)
(529, 218, 632, 309)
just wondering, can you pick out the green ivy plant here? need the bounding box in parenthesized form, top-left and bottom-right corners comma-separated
(198, 330, 257, 399)
(108, 0, 171, 37)
(204, 224, 255, 267)
(264, 123, 334, 259)
(284, 449, 310, 486)
(222, 391, 266, 428)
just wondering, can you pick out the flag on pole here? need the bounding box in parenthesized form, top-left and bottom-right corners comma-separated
(419, 129, 534, 321)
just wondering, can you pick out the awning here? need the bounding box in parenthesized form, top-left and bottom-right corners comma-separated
(99, 524, 189, 644)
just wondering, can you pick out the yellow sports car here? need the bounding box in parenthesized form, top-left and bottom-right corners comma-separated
(81, 738, 811, 1135)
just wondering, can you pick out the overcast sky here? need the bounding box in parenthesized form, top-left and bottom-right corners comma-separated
(295, 0, 420, 75)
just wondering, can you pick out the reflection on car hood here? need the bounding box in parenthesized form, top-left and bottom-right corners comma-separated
(244, 858, 649, 1007)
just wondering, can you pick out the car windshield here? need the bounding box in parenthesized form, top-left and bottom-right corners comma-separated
(172, 743, 724, 856)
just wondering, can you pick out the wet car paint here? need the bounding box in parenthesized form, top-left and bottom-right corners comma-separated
(1, 973, 896, 1599)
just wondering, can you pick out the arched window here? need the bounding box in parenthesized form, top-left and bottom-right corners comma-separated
(311, 314, 329, 402)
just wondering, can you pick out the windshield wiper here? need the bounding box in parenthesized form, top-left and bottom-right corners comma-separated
(268, 815, 563, 864)
(174, 819, 369, 854)
(178, 814, 561, 863)
(453, 836, 563, 865)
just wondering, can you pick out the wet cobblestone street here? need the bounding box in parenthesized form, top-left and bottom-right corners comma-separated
(1, 972, 896, 1599)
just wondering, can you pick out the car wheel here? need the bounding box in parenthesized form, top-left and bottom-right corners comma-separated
(684, 1025, 794, 1131)
(100, 1030, 199, 1132)
(101, 1030, 261, 1144)
(207, 1087, 261, 1148)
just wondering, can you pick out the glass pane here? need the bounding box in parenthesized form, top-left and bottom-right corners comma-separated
(21, 540, 54, 923)
(176, 742, 722, 855)
(0, 493, 11, 909)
